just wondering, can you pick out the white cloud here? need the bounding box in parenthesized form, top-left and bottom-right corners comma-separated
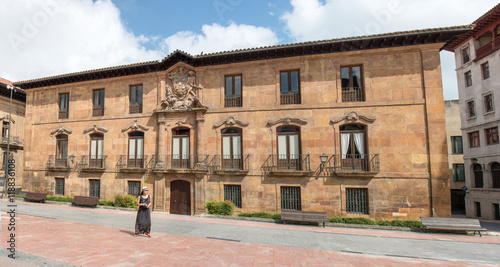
(281, 0, 499, 100)
(161, 23, 279, 55)
(0, 0, 279, 82)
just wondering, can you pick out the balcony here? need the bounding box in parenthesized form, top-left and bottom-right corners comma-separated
(129, 104, 142, 114)
(476, 41, 494, 59)
(80, 155, 107, 171)
(152, 154, 209, 174)
(325, 154, 380, 177)
(224, 96, 242, 108)
(0, 136, 23, 149)
(342, 87, 364, 102)
(280, 93, 300, 105)
(262, 154, 311, 176)
(210, 154, 249, 175)
(47, 155, 70, 171)
(93, 107, 104, 117)
(59, 110, 68, 119)
(117, 155, 149, 172)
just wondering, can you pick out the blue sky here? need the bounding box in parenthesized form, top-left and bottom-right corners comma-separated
(0, 0, 498, 99)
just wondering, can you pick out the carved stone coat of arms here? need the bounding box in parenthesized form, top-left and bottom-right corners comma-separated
(159, 66, 206, 111)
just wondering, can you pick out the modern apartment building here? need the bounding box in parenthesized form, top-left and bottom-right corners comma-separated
(444, 4, 500, 220)
(0, 78, 26, 194)
(15, 26, 469, 220)
(445, 100, 466, 214)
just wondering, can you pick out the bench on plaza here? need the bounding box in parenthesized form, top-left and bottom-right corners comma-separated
(23, 192, 47, 203)
(71, 196, 99, 208)
(281, 210, 328, 227)
(421, 217, 487, 237)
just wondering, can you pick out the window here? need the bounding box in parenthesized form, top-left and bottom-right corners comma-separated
(129, 85, 143, 114)
(340, 124, 369, 171)
(465, 71, 472, 87)
(281, 186, 301, 210)
(225, 75, 242, 107)
(473, 164, 483, 188)
(468, 131, 480, 148)
(2, 121, 9, 138)
(451, 136, 463, 154)
(475, 202, 481, 218)
(486, 127, 499, 145)
(494, 204, 500, 220)
(280, 70, 300, 105)
(89, 133, 104, 167)
(462, 47, 470, 64)
(341, 66, 364, 102)
(453, 164, 465, 182)
(55, 178, 65, 196)
(56, 134, 68, 167)
(128, 132, 144, 168)
(277, 126, 301, 170)
(224, 185, 242, 208)
(346, 188, 369, 215)
(89, 179, 100, 198)
(172, 128, 190, 168)
(484, 94, 494, 113)
(221, 128, 242, 169)
(93, 89, 105, 116)
(492, 162, 500, 189)
(466, 100, 476, 118)
(59, 93, 69, 119)
(481, 62, 490, 79)
(128, 181, 141, 196)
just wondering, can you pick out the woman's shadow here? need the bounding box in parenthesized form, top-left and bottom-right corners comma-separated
(119, 230, 136, 236)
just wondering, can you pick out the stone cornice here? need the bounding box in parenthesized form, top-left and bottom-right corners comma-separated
(212, 116, 249, 129)
(83, 125, 109, 134)
(330, 111, 376, 125)
(266, 117, 308, 127)
(50, 126, 72, 136)
(121, 120, 150, 133)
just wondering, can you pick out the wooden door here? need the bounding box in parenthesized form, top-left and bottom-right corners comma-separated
(170, 180, 191, 215)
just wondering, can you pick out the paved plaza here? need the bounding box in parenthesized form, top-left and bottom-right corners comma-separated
(1, 200, 499, 266)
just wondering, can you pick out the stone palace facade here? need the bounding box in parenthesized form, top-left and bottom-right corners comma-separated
(15, 26, 470, 220)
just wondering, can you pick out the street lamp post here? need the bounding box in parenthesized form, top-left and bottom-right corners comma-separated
(2, 85, 14, 198)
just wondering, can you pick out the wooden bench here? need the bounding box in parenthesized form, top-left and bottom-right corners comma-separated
(421, 217, 487, 236)
(71, 196, 99, 208)
(281, 210, 328, 227)
(23, 192, 47, 203)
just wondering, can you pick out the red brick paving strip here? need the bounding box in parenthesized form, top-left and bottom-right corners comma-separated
(1, 214, 495, 267)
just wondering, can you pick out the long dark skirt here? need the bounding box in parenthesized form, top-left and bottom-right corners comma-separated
(135, 207, 151, 235)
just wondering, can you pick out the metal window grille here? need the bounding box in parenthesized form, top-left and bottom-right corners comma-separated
(55, 178, 65, 196)
(346, 188, 369, 215)
(281, 186, 301, 211)
(224, 185, 242, 208)
(89, 179, 100, 198)
(128, 181, 141, 196)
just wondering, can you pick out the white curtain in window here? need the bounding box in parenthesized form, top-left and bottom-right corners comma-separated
(182, 137, 189, 159)
(341, 133, 350, 159)
(91, 140, 97, 159)
(289, 134, 299, 159)
(137, 139, 144, 159)
(98, 139, 103, 159)
(278, 135, 287, 159)
(353, 133, 365, 159)
(128, 139, 135, 159)
(172, 138, 180, 159)
(222, 136, 231, 159)
(233, 136, 241, 159)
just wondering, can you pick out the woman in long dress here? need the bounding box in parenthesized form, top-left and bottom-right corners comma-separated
(135, 186, 152, 237)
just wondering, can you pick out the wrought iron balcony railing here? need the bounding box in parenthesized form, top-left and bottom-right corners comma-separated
(93, 107, 104, 116)
(80, 155, 107, 170)
(1, 136, 22, 146)
(263, 154, 310, 172)
(326, 154, 380, 175)
(47, 155, 69, 169)
(129, 104, 142, 114)
(59, 110, 68, 119)
(224, 96, 242, 108)
(152, 154, 210, 171)
(342, 87, 365, 102)
(280, 93, 300, 105)
(117, 155, 149, 171)
(210, 154, 249, 172)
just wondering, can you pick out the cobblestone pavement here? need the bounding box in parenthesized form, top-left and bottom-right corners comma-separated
(1, 200, 499, 266)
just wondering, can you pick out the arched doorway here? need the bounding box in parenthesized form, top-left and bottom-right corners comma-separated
(170, 180, 191, 215)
